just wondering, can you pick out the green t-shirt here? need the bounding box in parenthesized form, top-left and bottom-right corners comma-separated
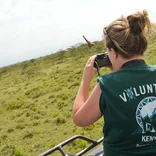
(98, 63, 156, 156)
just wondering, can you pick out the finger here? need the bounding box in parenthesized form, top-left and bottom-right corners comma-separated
(89, 55, 96, 64)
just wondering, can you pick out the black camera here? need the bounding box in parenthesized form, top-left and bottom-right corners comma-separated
(93, 53, 111, 68)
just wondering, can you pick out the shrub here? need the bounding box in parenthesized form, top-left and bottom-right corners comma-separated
(23, 131, 34, 139)
(76, 139, 88, 149)
(14, 148, 24, 156)
(55, 116, 67, 125)
(16, 124, 26, 130)
(57, 101, 67, 109)
(7, 100, 22, 110)
(2, 134, 8, 140)
(7, 128, 14, 133)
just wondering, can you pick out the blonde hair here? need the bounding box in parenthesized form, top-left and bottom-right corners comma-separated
(104, 10, 151, 58)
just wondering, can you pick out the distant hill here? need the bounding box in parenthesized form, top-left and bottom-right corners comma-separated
(0, 26, 156, 156)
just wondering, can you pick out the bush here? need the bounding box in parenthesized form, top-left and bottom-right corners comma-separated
(7, 100, 22, 110)
(76, 139, 88, 149)
(14, 148, 24, 156)
(16, 124, 26, 130)
(55, 116, 67, 125)
(14, 148, 23, 156)
(23, 131, 34, 139)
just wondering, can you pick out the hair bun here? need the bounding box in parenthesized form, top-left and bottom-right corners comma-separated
(127, 10, 148, 35)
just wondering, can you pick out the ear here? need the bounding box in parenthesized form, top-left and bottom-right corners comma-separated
(110, 48, 118, 60)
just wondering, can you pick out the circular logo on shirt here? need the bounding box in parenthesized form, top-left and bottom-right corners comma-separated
(136, 96, 156, 133)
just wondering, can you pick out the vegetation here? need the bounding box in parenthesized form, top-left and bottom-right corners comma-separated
(0, 27, 156, 155)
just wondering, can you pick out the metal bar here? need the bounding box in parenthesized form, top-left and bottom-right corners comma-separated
(39, 135, 104, 156)
(40, 146, 66, 156)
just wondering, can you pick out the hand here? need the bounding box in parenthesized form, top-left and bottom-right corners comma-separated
(82, 55, 97, 85)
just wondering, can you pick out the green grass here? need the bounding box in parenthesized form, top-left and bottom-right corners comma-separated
(0, 29, 156, 156)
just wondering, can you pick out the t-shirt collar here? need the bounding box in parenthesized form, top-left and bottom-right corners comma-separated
(121, 59, 146, 69)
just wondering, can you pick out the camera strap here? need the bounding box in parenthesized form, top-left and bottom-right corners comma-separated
(94, 61, 101, 76)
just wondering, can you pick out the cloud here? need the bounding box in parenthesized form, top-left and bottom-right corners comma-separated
(0, 0, 156, 67)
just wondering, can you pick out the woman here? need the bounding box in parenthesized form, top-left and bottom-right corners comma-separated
(72, 10, 156, 156)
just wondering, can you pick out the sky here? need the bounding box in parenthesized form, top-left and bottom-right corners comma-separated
(0, 0, 156, 67)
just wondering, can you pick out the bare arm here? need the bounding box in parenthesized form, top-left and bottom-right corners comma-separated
(72, 56, 102, 127)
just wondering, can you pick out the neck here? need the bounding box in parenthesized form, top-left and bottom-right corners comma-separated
(118, 55, 142, 69)
(123, 55, 142, 63)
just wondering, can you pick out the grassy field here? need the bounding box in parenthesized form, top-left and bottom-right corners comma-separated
(0, 28, 156, 156)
